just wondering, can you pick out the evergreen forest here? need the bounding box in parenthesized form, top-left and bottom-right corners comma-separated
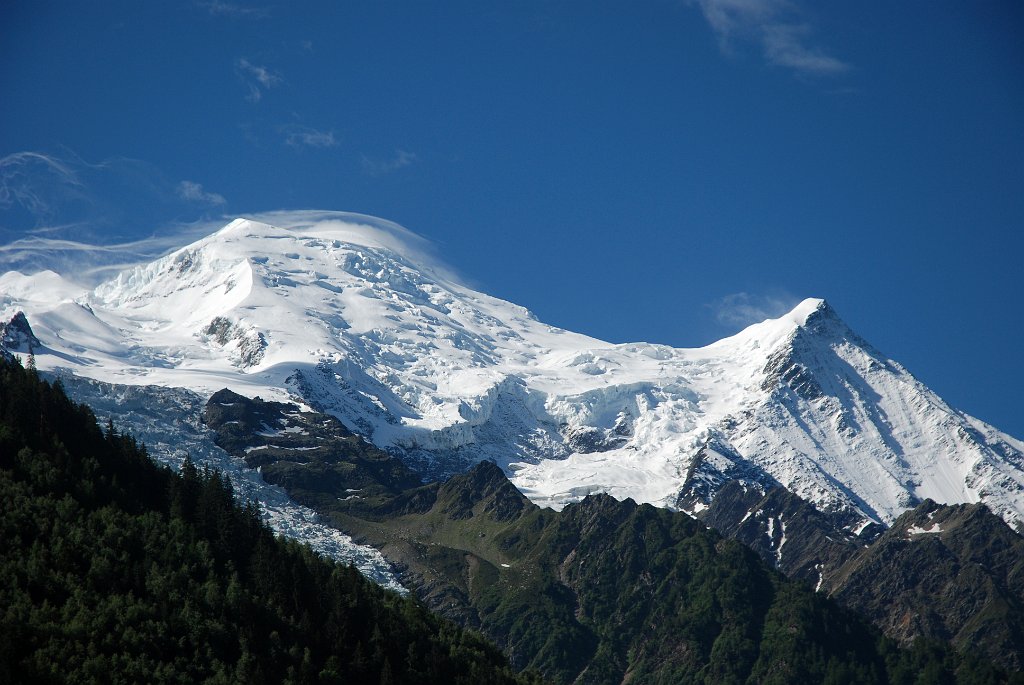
(0, 357, 539, 684)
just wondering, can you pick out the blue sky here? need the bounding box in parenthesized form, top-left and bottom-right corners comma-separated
(2, 1, 1022, 437)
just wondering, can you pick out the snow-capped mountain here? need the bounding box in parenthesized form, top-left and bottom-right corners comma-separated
(2, 214, 1022, 534)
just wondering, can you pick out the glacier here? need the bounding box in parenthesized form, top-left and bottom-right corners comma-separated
(2, 212, 1022, 540)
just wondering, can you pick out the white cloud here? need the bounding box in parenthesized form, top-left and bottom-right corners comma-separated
(0, 224, 227, 284)
(691, 0, 849, 76)
(177, 180, 226, 206)
(709, 291, 800, 328)
(761, 23, 849, 74)
(241, 209, 463, 283)
(236, 58, 283, 102)
(0, 210, 464, 288)
(282, 125, 338, 149)
(361, 150, 418, 177)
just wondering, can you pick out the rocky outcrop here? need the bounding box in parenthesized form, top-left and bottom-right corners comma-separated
(204, 388, 423, 518)
(0, 311, 40, 353)
(823, 499, 1024, 671)
(202, 317, 266, 367)
(697, 481, 866, 584)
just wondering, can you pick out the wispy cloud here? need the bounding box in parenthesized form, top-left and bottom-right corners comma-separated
(236, 58, 282, 102)
(1, 150, 235, 280)
(177, 180, 226, 206)
(281, 124, 338, 150)
(691, 0, 849, 76)
(0, 226, 228, 284)
(708, 291, 800, 328)
(197, 1, 269, 19)
(0, 152, 88, 222)
(362, 150, 418, 177)
(0, 210, 465, 287)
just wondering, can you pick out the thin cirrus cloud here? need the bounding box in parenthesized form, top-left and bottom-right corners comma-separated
(177, 180, 226, 206)
(196, 1, 269, 19)
(1, 150, 231, 279)
(691, 0, 849, 76)
(708, 291, 800, 329)
(235, 58, 282, 102)
(0, 151, 87, 223)
(0, 232, 220, 285)
(361, 150, 418, 177)
(281, 124, 339, 150)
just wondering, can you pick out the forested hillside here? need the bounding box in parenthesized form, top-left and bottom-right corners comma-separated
(205, 390, 1021, 684)
(0, 358, 538, 685)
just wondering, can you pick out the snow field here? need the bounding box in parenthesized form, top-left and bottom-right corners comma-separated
(2, 214, 1021, 532)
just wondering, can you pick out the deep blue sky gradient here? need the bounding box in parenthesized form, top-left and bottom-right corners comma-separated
(2, 1, 1022, 437)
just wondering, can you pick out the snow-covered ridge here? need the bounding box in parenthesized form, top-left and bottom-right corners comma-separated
(2, 214, 1022, 533)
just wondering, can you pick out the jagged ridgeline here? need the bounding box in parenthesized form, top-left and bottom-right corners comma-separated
(203, 391, 1020, 684)
(0, 358, 538, 685)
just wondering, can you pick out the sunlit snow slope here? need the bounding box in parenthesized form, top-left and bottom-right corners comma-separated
(3, 214, 1022, 532)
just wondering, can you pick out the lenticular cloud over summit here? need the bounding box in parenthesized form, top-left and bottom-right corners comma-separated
(2, 213, 1023, 539)
(239, 210, 458, 280)
(0, 209, 459, 288)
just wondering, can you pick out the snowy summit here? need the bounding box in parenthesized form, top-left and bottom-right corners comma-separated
(3, 214, 1022, 534)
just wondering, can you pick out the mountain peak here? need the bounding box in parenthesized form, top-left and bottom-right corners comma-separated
(773, 298, 852, 341)
(0, 311, 41, 352)
(438, 460, 531, 523)
(788, 297, 830, 325)
(5, 213, 1024, 532)
(785, 297, 872, 354)
(209, 212, 456, 279)
(704, 297, 839, 359)
(793, 297, 847, 329)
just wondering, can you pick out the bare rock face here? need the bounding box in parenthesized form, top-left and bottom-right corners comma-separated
(823, 499, 1024, 671)
(0, 311, 41, 353)
(202, 316, 267, 367)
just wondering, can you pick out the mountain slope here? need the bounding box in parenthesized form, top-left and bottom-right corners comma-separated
(44, 373, 407, 591)
(203, 388, 1024, 676)
(0, 357, 538, 685)
(825, 499, 1024, 671)
(275, 454, 1012, 684)
(2, 213, 1022, 536)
